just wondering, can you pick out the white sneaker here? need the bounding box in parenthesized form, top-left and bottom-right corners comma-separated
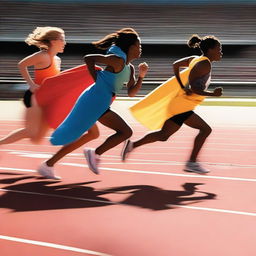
(184, 161, 209, 174)
(121, 140, 133, 161)
(84, 148, 100, 174)
(37, 162, 60, 180)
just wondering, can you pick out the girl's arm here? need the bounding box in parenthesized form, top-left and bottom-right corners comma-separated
(127, 62, 148, 97)
(173, 56, 195, 88)
(18, 51, 50, 92)
(189, 60, 222, 96)
(84, 54, 124, 81)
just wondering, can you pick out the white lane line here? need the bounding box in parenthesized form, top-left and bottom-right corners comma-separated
(1, 147, 255, 169)
(0, 235, 111, 256)
(98, 162, 256, 169)
(1, 149, 255, 168)
(61, 163, 256, 182)
(0, 167, 36, 173)
(167, 205, 256, 217)
(1, 188, 256, 217)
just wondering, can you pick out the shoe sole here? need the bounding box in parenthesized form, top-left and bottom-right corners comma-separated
(184, 168, 209, 174)
(37, 169, 61, 180)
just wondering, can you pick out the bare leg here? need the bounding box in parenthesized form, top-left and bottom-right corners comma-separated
(0, 96, 46, 145)
(26, 96, 48, 144)
(46, 124, 100, 167)
(96, 110, 132, 155)
(184, 113, 212, 162)
(133, 119, 181, 149)
(0, 128, 29, 145)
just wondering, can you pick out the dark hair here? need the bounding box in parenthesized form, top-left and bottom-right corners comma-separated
(187, 34, 220, 55)
(92, 28, 139, 54)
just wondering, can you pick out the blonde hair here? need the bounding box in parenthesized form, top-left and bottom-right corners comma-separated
(25, 26, 64, 50)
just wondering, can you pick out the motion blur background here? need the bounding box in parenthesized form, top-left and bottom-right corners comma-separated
(0, 0, 256, 98)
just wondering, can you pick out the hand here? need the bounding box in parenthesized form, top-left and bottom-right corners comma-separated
(213, 87, 223, 96)
(138, 62, 149, 78)
(29, 83, 40, 92)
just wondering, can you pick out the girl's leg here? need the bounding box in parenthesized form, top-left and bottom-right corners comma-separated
(46, 124, 100, 167)
(0, 96, 46, 145)
(84, 110, 132, 174)
(121, 118, 181, 161)
(37, 124, 100, 179)
(0, 105, 34, 145)
(184, 113, 212, 162)
(133, 119, 181, 148)
(0, 128, 29, 145)
(26, 96, 47, 144)
(96, 110, 132, 155)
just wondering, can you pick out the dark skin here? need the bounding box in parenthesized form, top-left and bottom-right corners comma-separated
(46, 39, 148, 167)
(84, 39, 148, 155)
(132, 42, 223, 163)
(174, 42, 223, 96)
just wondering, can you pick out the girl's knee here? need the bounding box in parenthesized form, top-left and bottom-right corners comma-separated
(123, 126, 133, 139)
(88, 128, 100, 140)
(202, 126, 212, 136)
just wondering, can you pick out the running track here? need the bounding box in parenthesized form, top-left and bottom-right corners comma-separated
(0, 101, 256, 256)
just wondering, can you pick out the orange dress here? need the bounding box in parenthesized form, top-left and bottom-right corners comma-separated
(34, 57, 60, 85)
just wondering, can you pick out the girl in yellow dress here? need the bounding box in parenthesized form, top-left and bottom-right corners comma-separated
(122, 34, 223, 174)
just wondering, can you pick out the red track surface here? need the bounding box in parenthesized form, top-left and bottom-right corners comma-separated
(0, 118, 256, 256)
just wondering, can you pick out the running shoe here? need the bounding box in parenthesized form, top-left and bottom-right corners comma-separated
(121, 139, 133, 161)
(184, 161, 209, 174)
(37, 162, 60, 179)
(84, 148, 100, 174)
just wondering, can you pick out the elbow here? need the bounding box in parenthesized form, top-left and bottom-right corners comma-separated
(172, 62, 179, 71)
(17, 61, 23, 69)
(83, 55, 89, 63)
(84, 55, 91, 63)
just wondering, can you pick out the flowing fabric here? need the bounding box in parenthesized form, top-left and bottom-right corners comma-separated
(130, 56, 209, 130)
(35, 64, 102, 129)
(50, 46, 131, 145)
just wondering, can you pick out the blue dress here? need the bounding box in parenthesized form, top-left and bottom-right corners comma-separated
(50, 46, 131, 145)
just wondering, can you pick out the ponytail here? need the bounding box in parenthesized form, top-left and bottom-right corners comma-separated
(188, 34, 220, 55)
(187, 34, 202, 49)
(92, 28, 139, 54)
(92, 33, 118, 50)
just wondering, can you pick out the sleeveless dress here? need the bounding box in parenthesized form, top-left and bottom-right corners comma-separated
(50, 46, 131, 145)
(130, 56, 211, 130)
(23, 56, 60, 108)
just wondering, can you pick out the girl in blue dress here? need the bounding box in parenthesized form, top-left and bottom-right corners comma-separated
(38, 28, 148, 178)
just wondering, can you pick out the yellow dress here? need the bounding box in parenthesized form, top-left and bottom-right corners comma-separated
(130, 56, 209, 130)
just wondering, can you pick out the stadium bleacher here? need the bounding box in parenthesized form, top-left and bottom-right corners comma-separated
(1, 1, 256, 97)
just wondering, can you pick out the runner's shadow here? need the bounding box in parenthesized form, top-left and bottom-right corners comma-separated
(0, 174, 216, 212)
(0, 174, 34, 184)
(0, 179, 112, 212)
(102, 183, 216, 210)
